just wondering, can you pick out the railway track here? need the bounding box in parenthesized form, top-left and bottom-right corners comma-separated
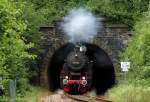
(40, 93, 112, 102)
(65, 94, 113, 102)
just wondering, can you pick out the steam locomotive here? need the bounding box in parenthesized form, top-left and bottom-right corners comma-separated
(49, 42, 115, 95)
(60, 43, 93, 94)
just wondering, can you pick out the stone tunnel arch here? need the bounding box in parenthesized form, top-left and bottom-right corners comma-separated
(48, 43, 115, 94)
(38, 18, 131, 89)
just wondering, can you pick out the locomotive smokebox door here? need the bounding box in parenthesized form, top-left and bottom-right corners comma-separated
(66, 51, 88, 72)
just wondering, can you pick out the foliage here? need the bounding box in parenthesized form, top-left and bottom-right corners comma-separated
(86, 0, 150, 27)
(0, 86, 50, 102)
(15, 86, 51, 102)
(23, 0, 150, 28)
(106, 83, 150, 102)
(120, 4, 150, 80)
(0, 0, 35, 95)
(25, 0, 80, 24)
(16, 1, 46, 43)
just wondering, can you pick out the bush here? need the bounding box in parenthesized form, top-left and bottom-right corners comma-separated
(106, 84, 150, 102)
(0, 0, 35, 95)
(120, 3, 150, 81)
(86, 0, 150, 27)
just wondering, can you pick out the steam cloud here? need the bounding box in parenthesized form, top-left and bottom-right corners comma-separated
(62, 8, 100, 43)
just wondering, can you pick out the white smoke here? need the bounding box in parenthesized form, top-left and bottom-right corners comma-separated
(62, 8, 100, 43)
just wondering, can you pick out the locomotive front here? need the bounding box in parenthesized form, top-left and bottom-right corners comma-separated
(60, 43, 93, 94)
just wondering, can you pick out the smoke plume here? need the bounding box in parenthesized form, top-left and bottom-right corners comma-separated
(62, 8, 100, 43)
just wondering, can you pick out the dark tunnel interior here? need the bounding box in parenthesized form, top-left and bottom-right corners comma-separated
(48, 43, 115, 95)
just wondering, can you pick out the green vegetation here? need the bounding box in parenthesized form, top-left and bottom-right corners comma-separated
(106, 2, 150, 102)
(0, 86, 50, 102)
(106, 83, 150, 102)
(0, 0, 35, 96)
(15, 87, 51, 102)
(0, 0, 150, 102)
(87, 0, 150, 27)
(120, 2, 150, 82)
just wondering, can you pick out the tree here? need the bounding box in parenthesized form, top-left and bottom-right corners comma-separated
(0, 0, 35, 95)
(120, 3, 150, 81)
(87, 0, 150, 27)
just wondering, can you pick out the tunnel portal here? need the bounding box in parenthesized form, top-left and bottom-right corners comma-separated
(38, 18, 130, 93)
(48, 43, 115, 94)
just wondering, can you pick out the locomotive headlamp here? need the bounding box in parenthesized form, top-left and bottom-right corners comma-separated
(82, 76, 86, 80)
(82, 80, 87, 86)
(75, 54, 78, 57)
(63, 79, 68, 85)
(65, 76, 68, 79)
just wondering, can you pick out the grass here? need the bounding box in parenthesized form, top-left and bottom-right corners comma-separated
(106, 82, 150, 102)
(0, 86, 52, 102)
(16, 87, 51, 102)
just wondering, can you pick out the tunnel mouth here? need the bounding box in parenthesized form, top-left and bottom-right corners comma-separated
(48, 42, 115, 95)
